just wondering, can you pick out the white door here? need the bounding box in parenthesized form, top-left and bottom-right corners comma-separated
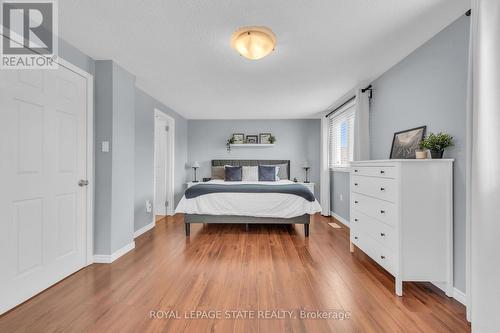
(0, 66, 88, 314)
(154, 116, 168, 215)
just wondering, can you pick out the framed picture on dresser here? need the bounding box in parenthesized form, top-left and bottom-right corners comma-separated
(390, 126, 426, 159)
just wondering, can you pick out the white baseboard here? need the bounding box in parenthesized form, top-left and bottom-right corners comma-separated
(93, 241, 135, 264)
(330, 211, 350, 227)
(452, 288, 466, 305)
(432, 282, 466, 306)
(134, 220, 156, 238)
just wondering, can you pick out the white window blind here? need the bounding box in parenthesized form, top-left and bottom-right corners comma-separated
(328, 100, 356, 168)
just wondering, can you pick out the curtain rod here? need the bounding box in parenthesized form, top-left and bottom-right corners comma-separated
(325, 96, 355, 118)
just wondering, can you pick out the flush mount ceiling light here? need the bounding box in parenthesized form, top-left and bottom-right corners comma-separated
(231, 26, 276, 60)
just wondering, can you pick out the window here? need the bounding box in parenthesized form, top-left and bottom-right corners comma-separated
(328, 100, 355, 168)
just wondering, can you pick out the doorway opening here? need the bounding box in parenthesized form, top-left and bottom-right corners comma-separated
(153, 109, 175, 219)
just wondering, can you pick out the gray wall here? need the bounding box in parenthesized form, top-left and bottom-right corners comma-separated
(187, 120, 321, 198)
(134, 88, 188, 232)
(58, 38, 190, 237)
(59, 38, 95, 76)
(94, 61, 113, 255)
(370, 16, 469, 292)
(110, 62, 136, 252)
(94, 60, 136, 255)
(330, 171, 350, 221)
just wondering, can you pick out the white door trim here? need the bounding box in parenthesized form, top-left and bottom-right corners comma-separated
(154, 109, 175, 217)
(56, 58, 94, 266)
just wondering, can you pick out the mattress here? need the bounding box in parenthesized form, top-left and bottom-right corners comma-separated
(175, 180, 322, 218)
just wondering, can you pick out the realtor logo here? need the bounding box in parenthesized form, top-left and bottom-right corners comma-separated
(1, 0, 58, 69)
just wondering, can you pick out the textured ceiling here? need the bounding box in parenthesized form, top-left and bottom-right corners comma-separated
(58, 0, 469, 119)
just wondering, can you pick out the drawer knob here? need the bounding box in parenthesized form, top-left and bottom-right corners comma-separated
(354, 183, 358, 186)
(380, 233, 385, 237)
(380, 187, 385, 191)
(354, 218, 358, 222)
(354, 236, 358, 240)
(354, 169, 359, 173)
(354, 201, 359, 204)
(380, 170, 385, 174)
(380, 210, 385, 214)
(380, 255, 386, 260)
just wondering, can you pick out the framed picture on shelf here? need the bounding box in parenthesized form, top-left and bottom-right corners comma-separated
(232, 133, 245, 144)
(246, 135, 258, 144)
(390, 126, 426, 159)
(259, 133, 272, 144)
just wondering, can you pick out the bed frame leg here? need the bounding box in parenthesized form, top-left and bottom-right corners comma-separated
(185, 223, 190, 236)
(304, 224, 309, 237)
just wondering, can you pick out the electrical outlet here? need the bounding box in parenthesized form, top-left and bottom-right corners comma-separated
(145, 200, 152, 213)
(339, 194, 343, 201)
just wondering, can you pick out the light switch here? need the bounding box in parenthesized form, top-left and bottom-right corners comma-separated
(102, 141, 110, 153)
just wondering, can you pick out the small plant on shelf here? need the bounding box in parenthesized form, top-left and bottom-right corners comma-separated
(420, 132, 454, 159)
(226, 137, 235, 152)
(268, 135, 276, 144)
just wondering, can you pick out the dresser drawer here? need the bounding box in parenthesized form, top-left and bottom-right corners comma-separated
(351, 229, 397, 275)
(351, 209, 398, 250)
(351, 175, 397, 203)
(351, 192, 397, 227)
(351, 166, 396, 179)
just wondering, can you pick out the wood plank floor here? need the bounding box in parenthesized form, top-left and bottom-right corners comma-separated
(0, 214, 470, 333)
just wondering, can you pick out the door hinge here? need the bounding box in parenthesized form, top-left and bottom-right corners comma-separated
(165, 125, 169, 132)
(165, 201, 169, 207)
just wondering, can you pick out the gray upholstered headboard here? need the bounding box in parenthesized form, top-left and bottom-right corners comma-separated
(212, 160, 290, 180)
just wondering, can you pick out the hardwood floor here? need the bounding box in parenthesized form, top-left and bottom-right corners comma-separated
(0, 214, 470, 332)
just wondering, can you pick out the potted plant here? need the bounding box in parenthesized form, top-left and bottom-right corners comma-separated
(268, 135, 276, 144)
(226, 137, 235, 151)
(420, 132, 454, 159)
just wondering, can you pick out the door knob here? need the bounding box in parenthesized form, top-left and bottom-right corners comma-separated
(78, 180, 89, 187)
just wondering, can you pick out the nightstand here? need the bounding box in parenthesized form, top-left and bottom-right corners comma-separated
(297, 182, 315, 194)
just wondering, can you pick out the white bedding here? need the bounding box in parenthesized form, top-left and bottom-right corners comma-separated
(175, 180, 322, 218)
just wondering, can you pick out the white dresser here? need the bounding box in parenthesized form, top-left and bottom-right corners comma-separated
(349, 159, 453, 296)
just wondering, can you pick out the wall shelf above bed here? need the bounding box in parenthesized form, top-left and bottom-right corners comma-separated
(230, 143, 275, 148)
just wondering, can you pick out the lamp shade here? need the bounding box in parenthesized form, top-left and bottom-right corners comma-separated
(302, 161, 310, 168)
(192, 161, 200, 168)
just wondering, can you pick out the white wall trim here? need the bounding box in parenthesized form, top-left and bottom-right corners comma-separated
(432, 282, 466, 306)
(320, 116, 331, 215)
(93, 241, 135, 264)
(134, 221, 156, 238)
(453, 288, 467, 306)
(330, 211, 350, 227)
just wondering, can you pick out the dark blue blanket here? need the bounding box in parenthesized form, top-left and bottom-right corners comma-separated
(185, 183, 315, 202)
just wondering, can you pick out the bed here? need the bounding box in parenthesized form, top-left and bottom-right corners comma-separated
(175, 159, 322, 236)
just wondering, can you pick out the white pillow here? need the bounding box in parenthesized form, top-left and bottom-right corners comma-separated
(242, 166, 258, 181)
